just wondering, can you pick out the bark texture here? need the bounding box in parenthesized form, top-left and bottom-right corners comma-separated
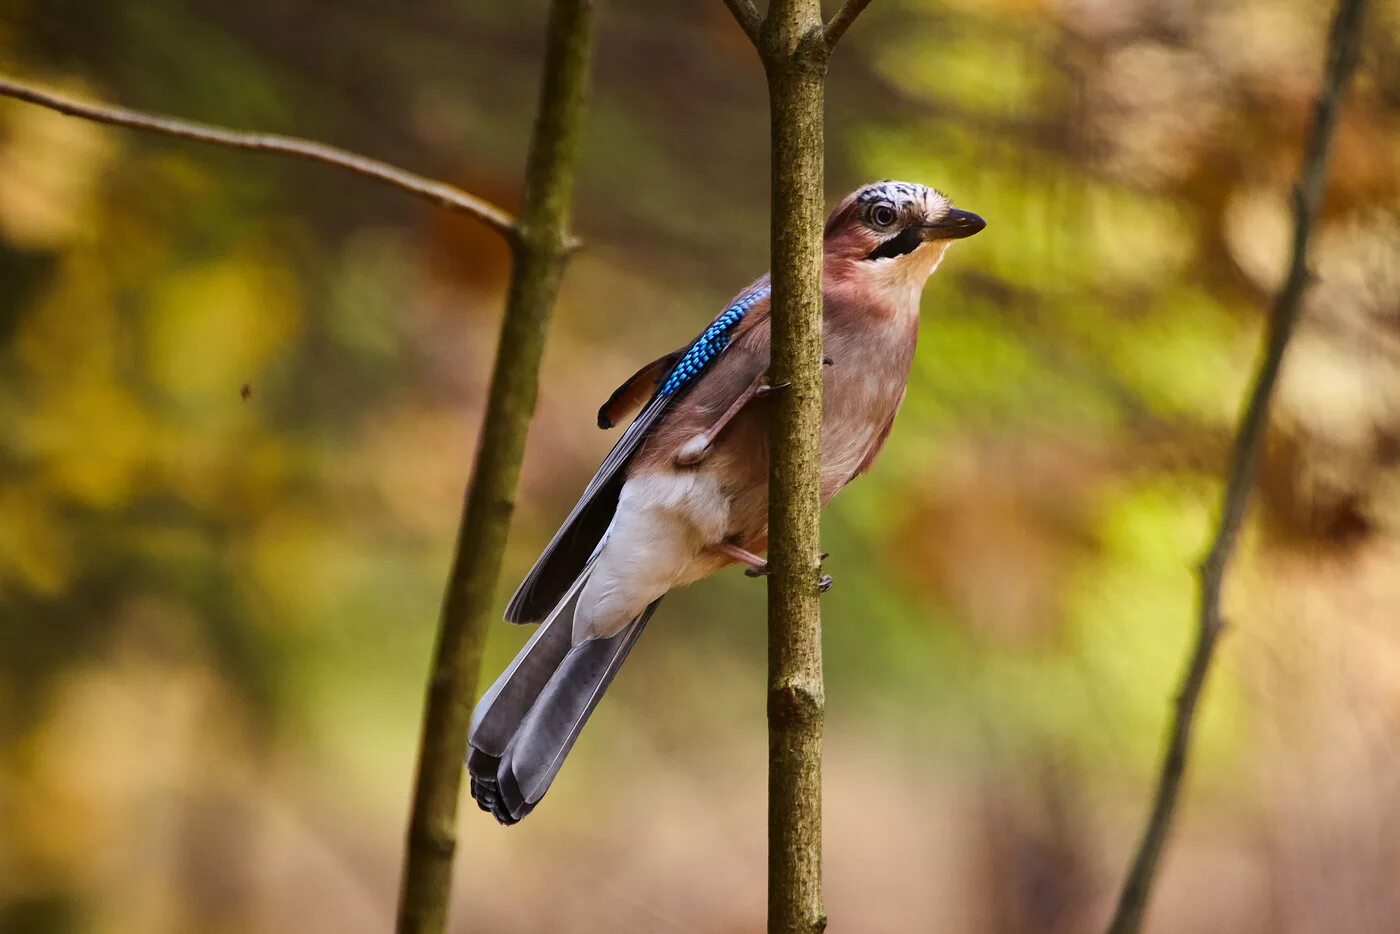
(762, 17, 831, 932)
(719, 1, 876, 928)
(396, 2, 596, 932)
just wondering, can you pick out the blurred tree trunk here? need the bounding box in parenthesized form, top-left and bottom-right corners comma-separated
(395, 1, 596, 932)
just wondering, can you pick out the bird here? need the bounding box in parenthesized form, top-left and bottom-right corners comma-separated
(468, 180, 984, 824)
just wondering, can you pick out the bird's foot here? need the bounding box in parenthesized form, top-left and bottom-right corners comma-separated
(754, 358, 828, 400)
(744, 553, 832, 593)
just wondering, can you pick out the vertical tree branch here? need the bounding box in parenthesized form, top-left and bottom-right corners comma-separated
(761, 1, 831, 929)
(719, 0, 874, 930)
(1104, 1, 1367, 931)
(0, 46, 590, 934)
(395, 1, 596, 932)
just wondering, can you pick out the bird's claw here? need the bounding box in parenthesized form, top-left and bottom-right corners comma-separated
(743, 563, 832, 593)
(755, 378, 791, 397)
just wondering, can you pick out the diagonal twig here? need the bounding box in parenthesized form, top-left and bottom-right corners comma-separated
(1104, 1, 1368, 931)
(721, 0, 763, 47)
(0, 76, 517, 238)
(823, 0, 876, 49)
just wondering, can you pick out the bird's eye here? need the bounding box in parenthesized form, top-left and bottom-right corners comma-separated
(871, 205, 897, 228)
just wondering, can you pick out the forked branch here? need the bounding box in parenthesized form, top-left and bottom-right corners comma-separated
(1104, 0, 1368, 931)
(823, 0, 876, 49)
(1, 26, 585, 934)
(722, 0, 763, 47)
(0, 76, 517, 238)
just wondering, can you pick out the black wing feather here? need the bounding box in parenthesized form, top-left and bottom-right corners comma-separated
(596, 351, 681, 429)
(504, 276, 770, 623)
(504, 392, 672, 622)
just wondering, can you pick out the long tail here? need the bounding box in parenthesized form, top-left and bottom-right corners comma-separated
(468, 565, 658, 824)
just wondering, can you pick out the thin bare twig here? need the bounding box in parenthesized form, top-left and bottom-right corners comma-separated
(0, 76, 517, 238)
(823, 0, 876, 49)
(1105, 1, 1367, 932)
(721, 0, 763, 47)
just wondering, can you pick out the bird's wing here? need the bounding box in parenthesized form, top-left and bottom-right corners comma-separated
(596, 350, 683, 430)
(852, 396, 902, 481)
(504, 276, 772, 623)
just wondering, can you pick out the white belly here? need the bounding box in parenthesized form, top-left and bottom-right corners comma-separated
(573, 470, 728, 642)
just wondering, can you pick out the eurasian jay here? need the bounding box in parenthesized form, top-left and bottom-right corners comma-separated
(468, 180, 984, 824)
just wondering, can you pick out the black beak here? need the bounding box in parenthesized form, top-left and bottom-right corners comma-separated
(921, 208, 985, 241)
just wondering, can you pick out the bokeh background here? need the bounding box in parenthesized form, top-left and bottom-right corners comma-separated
(3, 0, 1400, 931)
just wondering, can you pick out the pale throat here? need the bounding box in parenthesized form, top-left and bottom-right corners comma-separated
(861, 239, 952, 308)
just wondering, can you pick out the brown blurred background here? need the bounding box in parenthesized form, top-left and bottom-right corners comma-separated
(2, 0, 1400, 931)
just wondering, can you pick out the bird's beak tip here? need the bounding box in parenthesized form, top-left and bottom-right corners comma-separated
(926, 208, 985, 241)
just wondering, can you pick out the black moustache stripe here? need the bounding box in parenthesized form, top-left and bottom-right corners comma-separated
(865, 227, 922, 261)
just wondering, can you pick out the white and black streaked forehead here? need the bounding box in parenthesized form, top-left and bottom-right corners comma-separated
(855, 180, 949, 214)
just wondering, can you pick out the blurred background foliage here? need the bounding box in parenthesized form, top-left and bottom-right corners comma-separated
(2, 0, 1399, 931)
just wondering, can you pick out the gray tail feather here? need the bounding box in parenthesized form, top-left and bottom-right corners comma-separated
(468, 569, 659, 825)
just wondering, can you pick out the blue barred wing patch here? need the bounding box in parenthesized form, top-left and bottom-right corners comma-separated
(503, 279, 768, 622)
(659, 284, 771, 397)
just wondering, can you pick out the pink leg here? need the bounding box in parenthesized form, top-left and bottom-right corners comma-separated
(713, 541, 768, 573)
(713, 543, 833, 593)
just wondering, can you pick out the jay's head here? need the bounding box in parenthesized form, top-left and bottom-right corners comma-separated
(823, 180, 984, 294)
